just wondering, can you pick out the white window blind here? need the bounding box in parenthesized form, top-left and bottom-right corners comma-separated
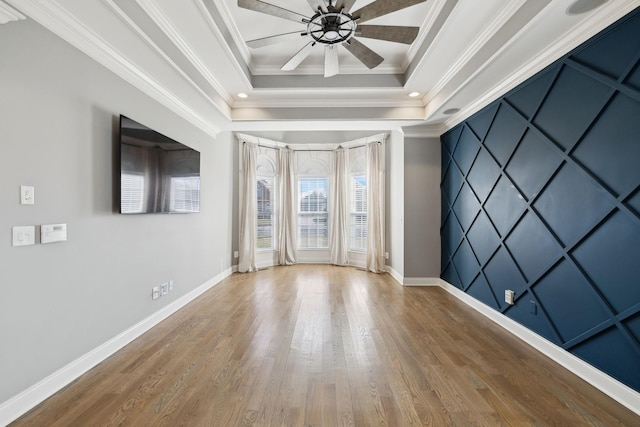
(121, 173, 144, 213)
(298, 177, 329, 249)
(170, 176, 200, 212)
(257, 175, 275, 250)
(350, 174, 367, 251)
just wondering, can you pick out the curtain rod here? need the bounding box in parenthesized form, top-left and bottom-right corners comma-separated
(246, 141, 380, 151)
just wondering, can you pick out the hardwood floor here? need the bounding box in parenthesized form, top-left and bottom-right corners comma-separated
(11, 265, 640, 426)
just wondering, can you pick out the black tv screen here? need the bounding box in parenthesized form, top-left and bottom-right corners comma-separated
(119, 115, 200, 214)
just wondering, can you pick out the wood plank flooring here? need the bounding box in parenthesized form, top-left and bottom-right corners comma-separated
(11, 265, 640, 426)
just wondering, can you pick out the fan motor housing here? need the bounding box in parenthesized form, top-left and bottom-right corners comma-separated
(306, 10, 357, 45)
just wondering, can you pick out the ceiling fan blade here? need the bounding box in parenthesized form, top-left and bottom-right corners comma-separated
(351, 0, 427, 24)
(306, 0, 326, 13)
(246, 31, 305, 48)
(281, 42, 315, 70)
(335, 0, 358, 12)
(343, 38, 384, 69)
(238, 0, 308, 23)
(324, 45, 339, 77)
(357, 25, 419, 44)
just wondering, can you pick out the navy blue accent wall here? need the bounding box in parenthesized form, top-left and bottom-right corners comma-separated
(440, 8, 640, 392)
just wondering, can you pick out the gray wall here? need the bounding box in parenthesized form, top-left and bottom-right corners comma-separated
(404, 137, 441, 278)
(0, 20, 233, 403)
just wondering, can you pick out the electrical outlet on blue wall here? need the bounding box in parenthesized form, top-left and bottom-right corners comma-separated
(530, 300, 537, 315)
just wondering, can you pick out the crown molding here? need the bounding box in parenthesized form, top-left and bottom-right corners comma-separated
(197, 0, 252, 87)
(250, 59, 403, 76)
(0, 0, 24, 23)
(8, 0, 223, 137)
(435, 0, 640, 134)
(106, 0, 232, 120)
(209, 0, 251, 68)
(232, 96, 424, 109)
(422, 0, 528, 100)
(135, 0, 232, 102)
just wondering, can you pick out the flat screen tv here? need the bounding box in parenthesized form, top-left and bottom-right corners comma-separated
(119, 115, 200, 214)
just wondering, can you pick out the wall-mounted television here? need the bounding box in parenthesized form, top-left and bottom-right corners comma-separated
(119, 115, 200, 214)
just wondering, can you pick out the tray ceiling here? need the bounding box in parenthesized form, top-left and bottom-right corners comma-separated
(4, 0, 639, 137)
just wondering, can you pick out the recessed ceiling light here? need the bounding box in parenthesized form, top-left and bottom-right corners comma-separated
(443, 108, 460, 115)
(408, 92, 420, 98)
(238, 92, 248, 99)
(566, 0, 608, 16)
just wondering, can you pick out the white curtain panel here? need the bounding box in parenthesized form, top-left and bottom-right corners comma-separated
(239, 142, 258, 273)
(366, 141, 386, 273)
(329, 148, 349, 266)
(278, 148, 297, 265)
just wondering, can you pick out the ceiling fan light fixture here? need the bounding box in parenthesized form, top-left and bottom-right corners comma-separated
(324, 29, 340, 40)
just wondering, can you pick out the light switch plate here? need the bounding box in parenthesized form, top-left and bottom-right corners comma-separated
(12, 226, 36, 246)
(41, 223, 67, 244)
(20, 185, 34, 205)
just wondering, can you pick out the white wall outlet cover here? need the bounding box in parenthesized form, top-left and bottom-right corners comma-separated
(41, 223, 67, 244)
(12, 226, 36, 246)
(20, 185, 35, 205)
(505, 290, 515, 305)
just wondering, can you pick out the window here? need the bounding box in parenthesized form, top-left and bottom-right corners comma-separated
(298, 177, 328, 248)
(121, 173, 144, 213)
(170, 176, 200, 212)
(350, 174, 367, 251)
(257, 175, 275, 249)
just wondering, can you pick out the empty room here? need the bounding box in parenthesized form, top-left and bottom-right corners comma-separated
(1, 0, 640, 425)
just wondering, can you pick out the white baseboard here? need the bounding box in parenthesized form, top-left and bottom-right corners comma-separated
(387, 266, 403, 285)
(402, 277, 441, 286)
(0, 268, 233, 426)
(438, 279, 640, 417)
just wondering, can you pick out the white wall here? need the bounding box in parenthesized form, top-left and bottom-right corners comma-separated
(404, 137, 441, 278)
(0, 19, 233, 405)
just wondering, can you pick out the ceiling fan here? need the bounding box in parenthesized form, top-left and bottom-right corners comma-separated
(238, 0, 426, 77)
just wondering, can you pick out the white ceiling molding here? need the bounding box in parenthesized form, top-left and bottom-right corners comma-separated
(432, 0, 640, 133)
(419, 0, 528, 102)
(233, 95, 425, 110)
(196, 0, 252, 88)
(0, 0, 25, 24)
(404, 0, 453, 73)
(135, 0, 232, 103)
(8, 0, 224, 137)
(250, 61, 403, 76)
(8, 0, 640, 134)
(106, 0, 232, 120)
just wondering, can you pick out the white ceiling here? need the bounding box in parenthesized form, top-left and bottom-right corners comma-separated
(5, 0, 640, 139)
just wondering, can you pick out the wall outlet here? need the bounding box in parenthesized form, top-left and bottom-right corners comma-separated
(161, 282, 169, 296)
(385, 252, 389, 259)
(234, 251, 239, 258)
(169, 280, 174, 292)
(152, 287, 160, 300)
(505, 290, 515, 305)
(530, 300, 537, 315)
(20, 185, 35, 205)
